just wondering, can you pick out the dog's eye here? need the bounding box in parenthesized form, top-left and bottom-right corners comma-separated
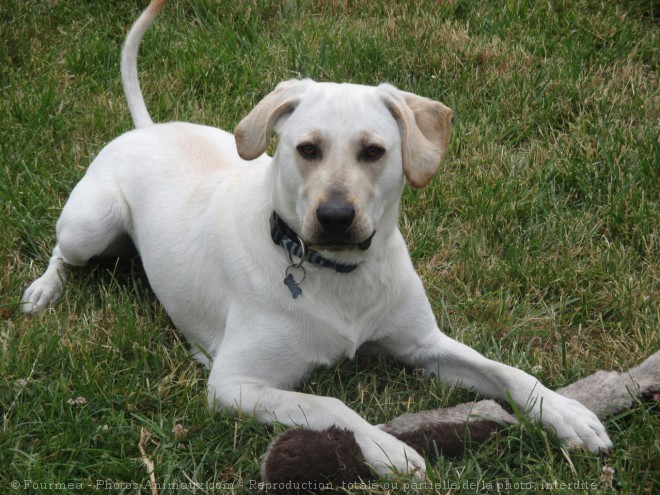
(359, 145, 385, 162)
(297, 143, 321, 160)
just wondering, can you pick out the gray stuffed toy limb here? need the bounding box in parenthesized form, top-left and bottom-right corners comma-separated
(260, 351, 659, 487)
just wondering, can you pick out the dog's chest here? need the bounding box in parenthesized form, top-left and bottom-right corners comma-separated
(295, 278, 391, 361)
(300, 312, 374, 363)
(324, 313, 371, 360)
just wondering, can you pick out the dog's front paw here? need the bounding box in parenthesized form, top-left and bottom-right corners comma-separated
(540, 394, 612, 453)
(21, 274, 63, 314)
(355, 429, 426, 478)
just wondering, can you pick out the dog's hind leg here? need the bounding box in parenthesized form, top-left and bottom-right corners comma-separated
(22, 176, 130, 314)
(21, 244, 71, 314)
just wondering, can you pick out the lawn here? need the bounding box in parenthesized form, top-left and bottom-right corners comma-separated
(1, 0, 658, 494)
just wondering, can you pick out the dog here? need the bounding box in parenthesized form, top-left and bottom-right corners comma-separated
(21, 0, 611, 476)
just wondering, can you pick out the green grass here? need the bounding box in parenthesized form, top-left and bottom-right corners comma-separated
(1, 0, 658, 493)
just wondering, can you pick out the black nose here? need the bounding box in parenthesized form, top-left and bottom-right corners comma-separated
(316, 199, 356, 233)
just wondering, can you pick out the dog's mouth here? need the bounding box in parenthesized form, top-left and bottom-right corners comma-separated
(311, 232, 375, 252)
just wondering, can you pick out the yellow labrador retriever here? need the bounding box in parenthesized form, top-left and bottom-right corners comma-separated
(22, 0, 611, 476)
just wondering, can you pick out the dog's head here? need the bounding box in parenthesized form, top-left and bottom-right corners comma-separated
(235, 80, 452, 260)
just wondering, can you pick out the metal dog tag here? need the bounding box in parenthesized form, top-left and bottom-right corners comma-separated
(283, 273, 303, 299)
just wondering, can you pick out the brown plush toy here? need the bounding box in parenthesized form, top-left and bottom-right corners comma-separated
(260, 351, 660, 487)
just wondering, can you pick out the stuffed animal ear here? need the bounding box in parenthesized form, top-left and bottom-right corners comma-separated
(235, 79, 313, 160)
(379, 84, 453, 188)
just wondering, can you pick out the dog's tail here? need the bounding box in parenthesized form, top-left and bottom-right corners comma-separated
(121, 0, 166, 129)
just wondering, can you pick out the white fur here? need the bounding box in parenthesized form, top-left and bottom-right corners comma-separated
(22, 0, 611, 477)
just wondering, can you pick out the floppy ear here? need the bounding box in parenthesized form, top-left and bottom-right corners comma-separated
(379, 84, 453, 188)
(234, 79, 313, 160)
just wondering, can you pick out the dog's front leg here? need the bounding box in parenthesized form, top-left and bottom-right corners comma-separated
(208, 369, 425, 477)
(382, 327, 613, 452)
